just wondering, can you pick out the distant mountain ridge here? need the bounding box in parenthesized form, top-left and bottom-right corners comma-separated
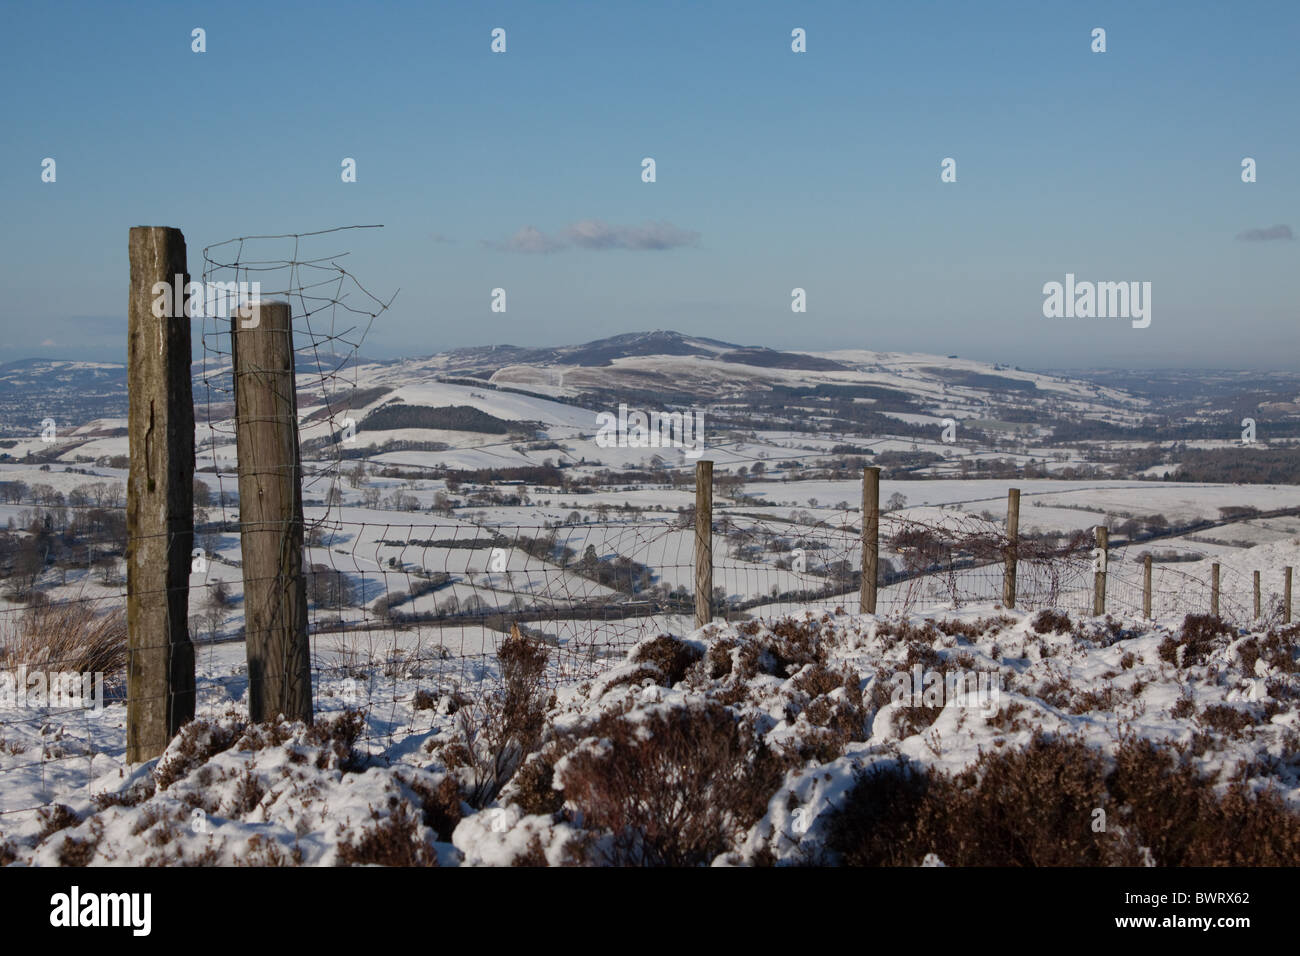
(6, 332, 1297, 441)
(0, 332, 1125, 435)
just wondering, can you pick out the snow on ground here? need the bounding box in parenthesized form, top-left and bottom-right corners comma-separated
(4, 448, 1300, 865)
(4, 588, 1298, 866)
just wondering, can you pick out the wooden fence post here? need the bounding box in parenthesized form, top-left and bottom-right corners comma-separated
(232, 301, 313, 723)
(1003, 487, 1020, 609)
(694, 459, 713, 630)
(1254, 570, 1261, 619)
(1142, 553, 1152, 619)
(1092, 526, 1108, 616)
(126, 226, 196, 762)
(1286, 567, 1293, 624)
(861, 466, 880, 614)
(1211, 562, 1220, 617)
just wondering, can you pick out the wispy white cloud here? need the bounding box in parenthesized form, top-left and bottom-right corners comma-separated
(484, 220, 700, 253)
(482, 225, 567, 254)
(563, 219, 699, 251)
(1236, 224, 1293, 241)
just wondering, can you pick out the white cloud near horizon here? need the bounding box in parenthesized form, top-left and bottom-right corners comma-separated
(482, 225, 567, 254)
(484, 220, 699, 253)
(563, 219, 700, 250)
(1236, 224, 1293, 241)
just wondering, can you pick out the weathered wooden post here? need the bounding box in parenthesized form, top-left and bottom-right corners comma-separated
(1003, 487, 1020, 609)
(1253, 570, 1261, 619)
(694, 460, 713, 629)
(232, 301, 313, 722)
(1092, 526, 1108, 616)
(1211, 562, 1220, 617)
(1286, 566, 1294, 624)
(1142, 554, 1152, 619)
(860, 467, 880, 614)
(126, 226, 196, 762)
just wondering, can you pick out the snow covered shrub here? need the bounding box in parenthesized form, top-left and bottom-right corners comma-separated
(1237, 623, 1300, 676)
(935, 615, 1016, 640)
(828, 733, 1115, 866)
(827, 732, 1300, 866)
(792, 661, 851, 698)
(508, 834, 550, 867)
(1108, 735, 1300, 865)
(953, 733, 1115, 865)
(302, 709, 368, 771)
(497, 629, 551, 751)
(558, 701, 788, 866)
(154, 708, 367, 792)
(1031, 609, 1072, 635)
(701, 638, 737, 679)
(230, 764, 266, 816)
(758, 616, 827, 674)
(1158, 614, 1235, 667)
(153, 712, 248, 790)
(1196, 703, 1256, 738)
(872, 617, 942, 650)
(36, 803, 80, 841)
(824, 757, 947, 866)
(413, 689, 438, 711)
(91, 779, 155, 811)
(628, 634, 703, 685)
(394, 770, 464, 841)
(984, 699, 1029, 731)
(443, 626, 552, 807)
(56, 830, 102, 867)
(884, 642, 981, 738)
(509, 751, 564, 816)
(888, 702, 944, 740)
(337, 799, 437, 867)
(795, 679, 868, 762)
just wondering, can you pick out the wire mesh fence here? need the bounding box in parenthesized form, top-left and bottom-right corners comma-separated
(196, 224, 397, 525)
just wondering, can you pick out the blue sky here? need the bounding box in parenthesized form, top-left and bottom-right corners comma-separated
(1, 0, 1297, 368)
